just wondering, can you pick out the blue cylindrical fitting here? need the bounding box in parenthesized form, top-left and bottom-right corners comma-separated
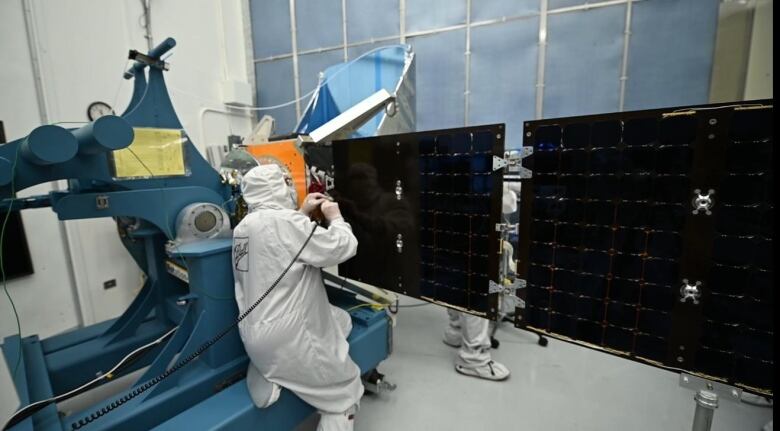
(20, 125, 78, 165)
(73, 115, 134, 155)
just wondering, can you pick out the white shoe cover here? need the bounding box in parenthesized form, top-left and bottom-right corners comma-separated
(317, 405, 357, 431)
(455, 360, 510, 381)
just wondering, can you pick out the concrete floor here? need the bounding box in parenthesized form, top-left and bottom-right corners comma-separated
(351, 297, 773, 431)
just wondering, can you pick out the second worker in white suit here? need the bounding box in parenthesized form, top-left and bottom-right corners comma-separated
(442, 182, 519, 381)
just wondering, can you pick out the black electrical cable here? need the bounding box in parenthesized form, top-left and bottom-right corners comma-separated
(66, 222, 319, 430)
(2, 222, 319, 430)
(1, 326, 178, 430)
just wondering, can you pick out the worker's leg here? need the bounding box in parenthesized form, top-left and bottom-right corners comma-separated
(443, 308, 462, 347)
(455, 313, 510, 381)
(317, 405, 358, 431)
(315, 306, 360, 431)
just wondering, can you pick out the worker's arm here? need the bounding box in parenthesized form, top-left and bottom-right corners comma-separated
(280, 212, 358, 268)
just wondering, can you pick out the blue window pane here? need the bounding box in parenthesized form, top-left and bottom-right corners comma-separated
(295, 0, 343, 51)
(472, 0, 538, 22)
(543, 5, 625, 118)
(469, 17, 538, 149)
(408, 29, 466, 131)
(406, 0, 466, 32)
(624, 0, 719, 111)
(256, 59, 298, 134)
(346, 0, 399, 43)
(250, 0, 292, 58)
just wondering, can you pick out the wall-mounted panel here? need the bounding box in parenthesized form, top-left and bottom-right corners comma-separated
(407, 29, 466, 131)
(250, 0, 292, 58)
(624, 0, 720, 111)
(469, 17, 538, 148)
(405, 0, 466, 33)
(255, 59, 297, 134)
(543, 5, 625, 118)
(295, 0, 343, 51)
(346, 0, 400, 42)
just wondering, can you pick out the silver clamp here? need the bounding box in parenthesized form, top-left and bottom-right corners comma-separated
(493, 147, 534, 179)
(489, 279, 525, 295)
(692, 189, 715, 215)
(679, 373, 742, 402)
(680, 279, 702, 304)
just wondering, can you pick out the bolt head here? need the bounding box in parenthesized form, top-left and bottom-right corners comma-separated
(709, 118, 717, 125)
(677, 356, 684, 363)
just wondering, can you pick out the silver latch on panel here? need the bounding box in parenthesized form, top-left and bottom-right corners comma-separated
(692, 189, 715, 215)
(96, 195, 109, 210)
(395, 180, 403, 200)
(495, 148, 534, 179)
(680, 279, 702, 304)
(396, 234, 403, 253)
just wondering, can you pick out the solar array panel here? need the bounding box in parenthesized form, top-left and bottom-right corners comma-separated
(515, 102, 773, 395)
(332, 124, 505, 318)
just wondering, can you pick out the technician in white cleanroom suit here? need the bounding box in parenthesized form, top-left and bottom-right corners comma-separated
(232, 164, 363, 431)
(442, 182, 520, 381)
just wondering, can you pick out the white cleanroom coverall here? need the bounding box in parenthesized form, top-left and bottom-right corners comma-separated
(443, 183, 518, 379)
(232, 164, 363, 428)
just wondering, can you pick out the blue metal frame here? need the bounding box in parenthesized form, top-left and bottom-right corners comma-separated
(1, 38, 391, 431)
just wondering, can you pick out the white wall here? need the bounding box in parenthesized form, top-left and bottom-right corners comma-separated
(0, 0, 254, 420)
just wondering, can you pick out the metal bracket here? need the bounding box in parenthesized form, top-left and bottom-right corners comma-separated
(395, 234, 403, 253)
(395, 180, 403, 200)
(680, 279, 702, 304)
(488, 280, 503, 294)
(95, 195, 109, 210)
(127, 49, 170, 71)
(679, 373, 742, 403)
(692, 188, 715, 215)
(497, 147, 534, 179)
(489, 279, 525, 295)
(492, 156, 508, 171)
(495, 223, 518, 234)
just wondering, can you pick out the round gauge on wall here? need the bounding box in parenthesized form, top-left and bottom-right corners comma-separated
(87, 101, 114, 121)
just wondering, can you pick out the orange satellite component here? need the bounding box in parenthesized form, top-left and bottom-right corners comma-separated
(245, 139, 307, 208)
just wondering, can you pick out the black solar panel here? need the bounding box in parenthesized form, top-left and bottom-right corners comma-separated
(516, 101, 773, 396)
(332, 124, 505, 318)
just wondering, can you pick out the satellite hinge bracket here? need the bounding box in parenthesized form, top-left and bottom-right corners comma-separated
(679, 373, 742, 403)
(495, 223, 518, 234)
(496, 147, 534, 179)
(488, 280, 503, 294)
(489, 278, 525, 295)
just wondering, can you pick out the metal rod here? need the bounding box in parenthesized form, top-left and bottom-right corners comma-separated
(288, 0, 301, 119)
(692, 389, 718, 431)
(399, 0, 407, 43)
(618, 0, 633, 111)
(464, 0, 472, 126)
(341, 0, 348, 61)
(535, 0, 549, 119)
